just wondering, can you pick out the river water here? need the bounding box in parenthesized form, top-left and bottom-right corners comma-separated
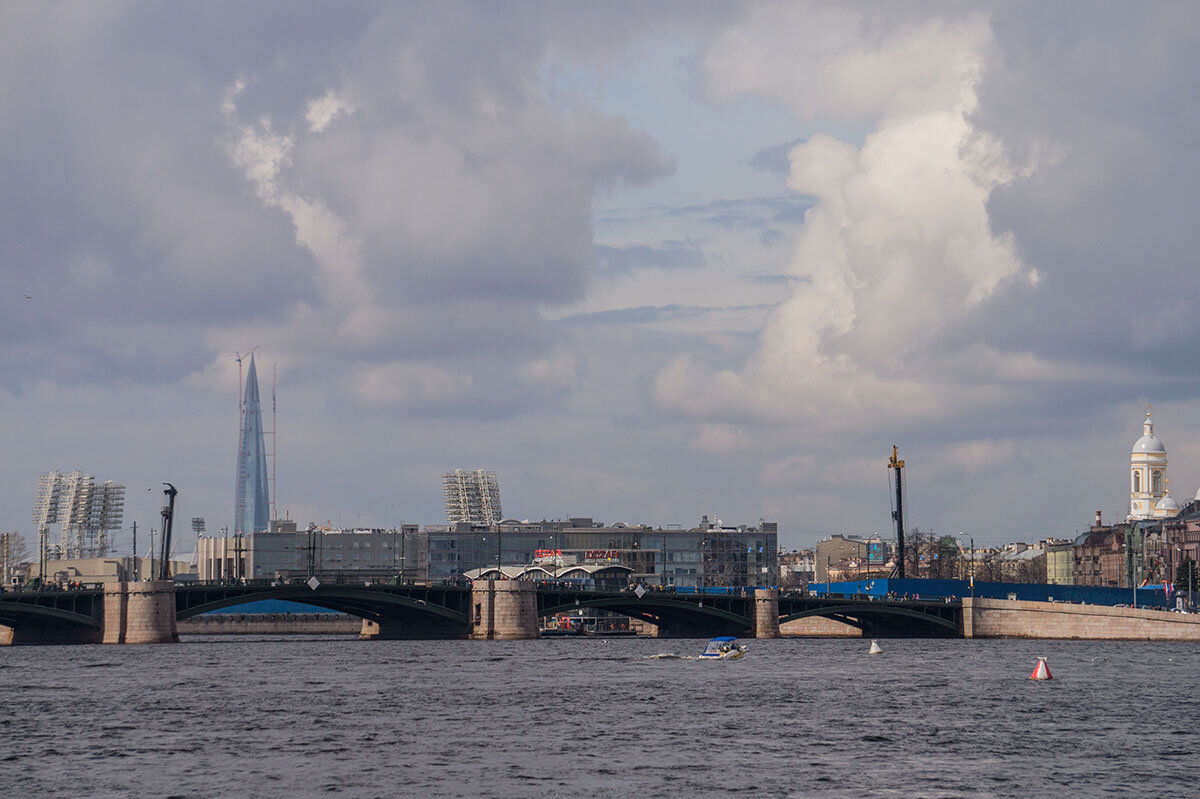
(2, 635, 1198, 798)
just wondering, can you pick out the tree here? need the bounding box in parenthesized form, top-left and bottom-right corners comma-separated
(904, 527, 935, 578)
(1, 532, 30, 586)
(1176, 558, 1199, 593)
(976, 553, 1004, 583)
(935, 536, 959, 580)
(1013, 556, 1047, 584)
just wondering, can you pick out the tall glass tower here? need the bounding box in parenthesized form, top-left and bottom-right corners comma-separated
(235, 354, 270, 535)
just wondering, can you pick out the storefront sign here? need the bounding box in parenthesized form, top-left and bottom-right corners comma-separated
(533, 549, 562, 563)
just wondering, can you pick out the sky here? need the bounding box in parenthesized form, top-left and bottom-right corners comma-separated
(3, 1, 1200, 554)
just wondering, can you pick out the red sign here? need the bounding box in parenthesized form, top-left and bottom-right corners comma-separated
(584, 550, 619, 561)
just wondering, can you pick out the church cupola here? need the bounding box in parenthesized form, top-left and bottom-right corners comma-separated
(1129, 404, 1168, 521)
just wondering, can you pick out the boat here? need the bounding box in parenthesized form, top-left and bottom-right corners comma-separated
(699, 636, 747, 659)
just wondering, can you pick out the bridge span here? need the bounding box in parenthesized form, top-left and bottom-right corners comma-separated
(1, 580, 963, 644)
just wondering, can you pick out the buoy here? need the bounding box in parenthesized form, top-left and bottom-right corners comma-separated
(868, 640, 883, 655)
(1029, 656, 1052, 680)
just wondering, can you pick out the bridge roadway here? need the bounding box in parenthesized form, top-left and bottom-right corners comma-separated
(0, 580, 962, 643)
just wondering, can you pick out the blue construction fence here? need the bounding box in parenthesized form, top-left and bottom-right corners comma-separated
(808, 578, 1176, 609)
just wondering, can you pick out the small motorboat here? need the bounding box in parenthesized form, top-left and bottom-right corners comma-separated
(699, 636, 747, 659)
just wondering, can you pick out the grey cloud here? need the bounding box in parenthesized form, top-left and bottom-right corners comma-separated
(959, 0, 1200, 390)
(0, 1, 681, 394)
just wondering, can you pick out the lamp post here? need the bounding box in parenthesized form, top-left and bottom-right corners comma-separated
(958, 532, 974, 599)
(1178, 545, 1195, 610)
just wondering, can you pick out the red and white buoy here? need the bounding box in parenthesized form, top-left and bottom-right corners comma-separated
(1029, 656, 1052, 680)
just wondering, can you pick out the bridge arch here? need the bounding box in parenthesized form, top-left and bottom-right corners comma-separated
(539, 595, 752, 636)
(174, 585, 471, 640)
(779, 604, 960, 635)
(0, 603, 101, 631)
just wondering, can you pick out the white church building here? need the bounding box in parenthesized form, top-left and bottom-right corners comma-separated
(1128, 407, 1185, 521)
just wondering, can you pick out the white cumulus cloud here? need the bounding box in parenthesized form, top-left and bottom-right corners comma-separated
(306, 90, 355, 133)
(657, 4, 1039, 428)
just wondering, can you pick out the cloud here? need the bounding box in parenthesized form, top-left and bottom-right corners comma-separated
(306, 90, 355, 133)
(703, 3, 996, 120)
(691, 423, 753, 454)
(657, 4, 1040, 429)
(357, 362, 475, 410)
(4, 2, 1199, 546)
(1, 2, 678, 397)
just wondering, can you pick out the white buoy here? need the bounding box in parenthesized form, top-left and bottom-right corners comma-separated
(868, 639, 883, 655)
(1029, 656, 1052, 680)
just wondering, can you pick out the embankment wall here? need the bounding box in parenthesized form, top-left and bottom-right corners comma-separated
(179, 613, 360, 635)
(780, 616, 862, 637)
(962, 597, 1200, 640)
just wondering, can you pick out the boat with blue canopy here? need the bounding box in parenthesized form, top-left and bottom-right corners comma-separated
(699, 636, 746, 659)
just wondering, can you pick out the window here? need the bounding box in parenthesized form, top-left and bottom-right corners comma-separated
(1133, 471, 1141, 493)
(1152, 470, 1163, 495)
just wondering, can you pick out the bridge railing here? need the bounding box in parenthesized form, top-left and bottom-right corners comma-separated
(186, 576, 475, 590)
(0, 581, 106, 595)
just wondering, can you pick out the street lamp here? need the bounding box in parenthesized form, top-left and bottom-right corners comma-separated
(957, 532, 974, 598)
(1178, 545, 1195, 609)
(550, 533, 558, 582)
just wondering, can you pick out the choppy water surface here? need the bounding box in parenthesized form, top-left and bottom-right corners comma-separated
(3, 636, 1198, 798)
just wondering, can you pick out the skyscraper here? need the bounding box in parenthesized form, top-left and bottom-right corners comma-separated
(235, 354, 270, 535)
(443, 469, 502, 525)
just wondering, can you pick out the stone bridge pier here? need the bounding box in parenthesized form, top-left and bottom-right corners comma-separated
(753, 588, 780, 638)
(103, 581, 179, 644)
(469, 580, 539, 640)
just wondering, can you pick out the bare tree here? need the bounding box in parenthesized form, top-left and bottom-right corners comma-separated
(933, 536, 958, 580)
(976, 554, 1003, 583)
(1, 532, 30, 587)
(1013, 557, 1046, 584)
(904, 527, 931, 577)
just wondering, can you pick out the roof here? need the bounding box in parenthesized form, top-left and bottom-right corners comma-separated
(463, 563, 633, 580)
(1133, 434, 1166, 453)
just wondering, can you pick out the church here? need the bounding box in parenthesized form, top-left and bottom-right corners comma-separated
(1128, 406, 1186, 520)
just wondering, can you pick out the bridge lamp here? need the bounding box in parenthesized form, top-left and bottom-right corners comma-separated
(957, 532, 974, 598)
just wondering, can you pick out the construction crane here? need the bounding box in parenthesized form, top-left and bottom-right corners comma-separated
(235, 346, 260, 414)
(888, 446, 906, 579)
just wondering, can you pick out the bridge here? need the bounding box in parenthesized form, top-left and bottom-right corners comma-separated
(0, 580, 963, 644)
